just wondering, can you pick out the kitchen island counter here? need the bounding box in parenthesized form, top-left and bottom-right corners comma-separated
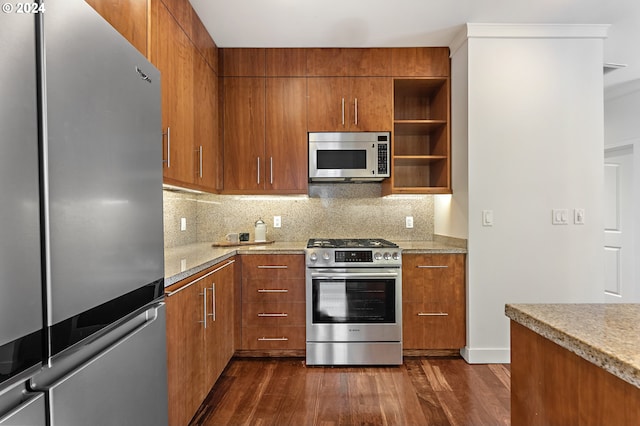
(506, 303, 640, 425)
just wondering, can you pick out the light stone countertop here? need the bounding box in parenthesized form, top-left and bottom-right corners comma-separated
(164, 240, 466, 287)
(505, 303, 640, 389)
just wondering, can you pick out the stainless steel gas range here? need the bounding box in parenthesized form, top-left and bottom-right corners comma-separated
(305, 238, 402, 366)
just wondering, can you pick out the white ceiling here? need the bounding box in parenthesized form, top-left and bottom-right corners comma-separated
(189, 0, 640, 88)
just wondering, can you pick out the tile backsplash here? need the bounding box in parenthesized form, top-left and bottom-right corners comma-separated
(163, 184, 434, 248)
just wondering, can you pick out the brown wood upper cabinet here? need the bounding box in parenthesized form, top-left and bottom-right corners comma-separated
(85, 0, 147, 56)
(223, 77, 307, 194)
(307, 77, 392, 132)
(306, 48, 392, 76)
(150, 0, 220, 192)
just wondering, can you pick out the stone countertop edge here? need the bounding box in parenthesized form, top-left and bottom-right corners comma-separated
(164, 240, 467, 287)
(505, 303, 640, 389)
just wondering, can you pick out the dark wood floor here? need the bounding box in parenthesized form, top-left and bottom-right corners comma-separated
(189, 357, 511, 426)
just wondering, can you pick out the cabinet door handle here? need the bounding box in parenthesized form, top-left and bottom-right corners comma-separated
(257, 313, 288, 317)
(418, 312, 448, 316)
(208, 282, 216, 321)
(199, 287, 208, 328)
(163, 127, 171, 168)
(354, 97, 358, 125)
(197, 145, 203, 178)
(257, 289, 288, 293)
(257, 157, 261, 184)
(417, 265, 449, 269)
(270, 157, 273, 184)
(257, 265, 288, 269)
(258, 337, 288, 341)
(341, 97, 345, 126)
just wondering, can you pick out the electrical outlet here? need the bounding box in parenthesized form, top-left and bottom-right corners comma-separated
(180, 217, 187, 231)
(274, 216, 282, 228)
(405, 216, 414, 229)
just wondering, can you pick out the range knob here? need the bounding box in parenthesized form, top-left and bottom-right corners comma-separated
(392, 252, 400, 260)
(383, 252, 391, 260)
(374, 252, 383, 261)
(309, 252, 317, 262)
(322, 251, 331, 261)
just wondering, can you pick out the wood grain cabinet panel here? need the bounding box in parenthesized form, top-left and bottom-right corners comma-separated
(307, 77, 392, 132)
(165, 258, 235, 426)
(152, 0, 195, 185)
(391, 47, 450, 77)
(402, 254, 465, 350)
(221, 48, 266, 76)
(223, 78, 307, 194)
(240, 255, 306, 352)
(85, 0, 148, 56)
(306, 48, 392, 76)
(266, 48, 307, 77)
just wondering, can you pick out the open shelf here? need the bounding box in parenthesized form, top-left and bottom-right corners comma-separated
(384, 77, 451, 195)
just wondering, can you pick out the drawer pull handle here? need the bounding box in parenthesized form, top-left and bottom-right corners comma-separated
(258, 337, 288, 341)
(257, 313, 288, 317)
(257, 289, 288, 293)
(257, 265, 288, 269)
(418, 312, 449, 316)
(417, 265, 449, 269)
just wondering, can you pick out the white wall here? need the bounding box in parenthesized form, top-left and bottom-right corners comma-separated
(445, 24, 607, 363)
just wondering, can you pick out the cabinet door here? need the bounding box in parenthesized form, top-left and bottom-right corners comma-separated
(193, 53, 218, 190)
(307, 77, 345, 131)
(153, 1, 195, 184)
(204, 260, 235, 393)
(265, 78, 308, 193)
(85, 0, 147, 56)
(347, 77, 392, 131)
(402, 254, 465, 349)
(223, 77, 265, 191)
(165, 279, 205, 426)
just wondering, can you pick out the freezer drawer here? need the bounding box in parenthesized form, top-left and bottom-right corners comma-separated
(0, 392, 45, 426)
(32, 303, 168, 426)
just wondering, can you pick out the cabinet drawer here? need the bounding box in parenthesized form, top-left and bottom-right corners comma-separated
(241, 255, 304, 279)
(242, 278, 305, 303)
(403, 302, 465, 349)
(242, 302, 305, 327)
(241, 326, 305, 350)
(402, 254, 465, 303)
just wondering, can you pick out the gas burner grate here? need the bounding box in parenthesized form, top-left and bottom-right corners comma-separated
(306, 238, 398, 249)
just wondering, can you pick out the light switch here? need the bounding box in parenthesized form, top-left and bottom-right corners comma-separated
(552, 209, 569, 225)
(482, 210, 494, 227)
(574, 208, 585, 225)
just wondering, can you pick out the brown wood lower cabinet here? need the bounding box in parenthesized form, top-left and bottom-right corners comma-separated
(239, 254, 305, 355)
(165, 257, 235, 426)
(402, 253, 465, 352)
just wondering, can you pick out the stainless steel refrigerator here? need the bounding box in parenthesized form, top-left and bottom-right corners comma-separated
(0, 1, 168, 425)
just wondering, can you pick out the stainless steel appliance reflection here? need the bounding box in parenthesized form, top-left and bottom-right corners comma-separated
(0, 1, 168, 424)
(305, 239, 402, 365)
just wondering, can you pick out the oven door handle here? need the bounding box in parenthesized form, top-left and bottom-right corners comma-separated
(310, 272, 399, 280)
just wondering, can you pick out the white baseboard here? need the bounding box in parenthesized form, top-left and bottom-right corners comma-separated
(460, 346, 511, 364)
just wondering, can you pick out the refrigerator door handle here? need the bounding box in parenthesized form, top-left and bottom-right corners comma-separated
(31, 303, 163, 390)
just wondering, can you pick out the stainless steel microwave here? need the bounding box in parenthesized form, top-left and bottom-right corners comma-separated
(308, 132, 391, 182)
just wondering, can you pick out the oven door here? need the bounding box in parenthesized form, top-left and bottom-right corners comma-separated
(306, 268, 402, 342)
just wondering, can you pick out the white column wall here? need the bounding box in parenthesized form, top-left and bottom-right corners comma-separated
(447, 25, 607, 363)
